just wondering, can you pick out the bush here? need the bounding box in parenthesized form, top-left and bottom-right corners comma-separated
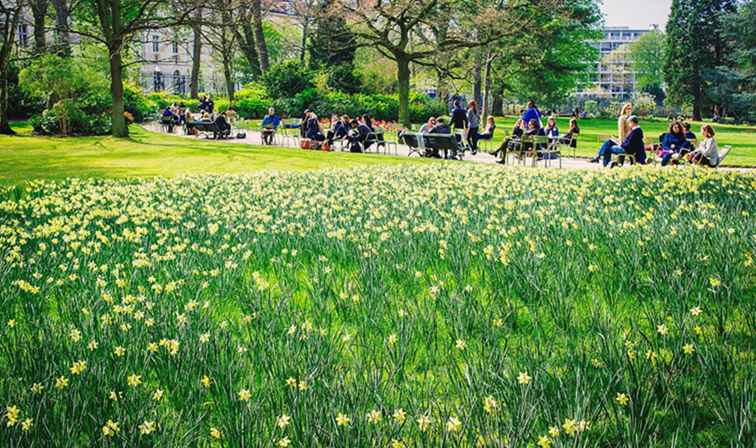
(30, 99, 111, 136)
(327, 64, 363, 95)
(233, 83, 271, 119)
(263, 61, 315, 99)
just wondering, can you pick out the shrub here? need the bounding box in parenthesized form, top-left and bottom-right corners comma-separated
(263, 61, 315, 99)
(327, 64, 363, 95)
(232, 83, 271, 119)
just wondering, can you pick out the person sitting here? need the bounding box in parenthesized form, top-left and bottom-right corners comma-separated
(493, 118, 524, 163)
(522, 118, 546, 157)
(305, 112, 325, 142)
(327, 115, 350, 146)
(346, 119, 372, 152)
(200, 111, 211, 121)
(477, 116, 496, 140)
(560, 118, 580, 148)
(683, 122, 696, 141)
(161, 107, 177, 133)
(450, 100, 467, 132)
(521, 100, 542, 129)
(544, 116, 559, 142)
(687, 124, 719, 167)
(602, 115, 644, 167)
(261, 107, 281, 145)
(213, 112, 231, 139)
(420, 117, 437, 134)
(658, 121, 691, 166)
(591, 102, 633, 163)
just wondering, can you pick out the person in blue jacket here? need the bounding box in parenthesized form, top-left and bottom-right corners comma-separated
(521, 100, 542, 129)
(603, 116, 644, 167)
(261, 107, 281, 145)
(659, 121, 691, 166)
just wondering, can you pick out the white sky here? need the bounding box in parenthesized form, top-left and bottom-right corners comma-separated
(601, 0, 672, 29)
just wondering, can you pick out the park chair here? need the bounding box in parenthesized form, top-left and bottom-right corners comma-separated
(424, 133, 465, 160)
(691, 145, 731, 167)
(530, 135, 560, 168)
(400, 132, 426, 157)
(366, 129, 398, 155)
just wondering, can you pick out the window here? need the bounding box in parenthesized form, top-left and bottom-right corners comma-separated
(153, 71, 164, 91)
(152, 35, 159, 53)
(172, 40, 178, 54)
(18, 24, 28, 47)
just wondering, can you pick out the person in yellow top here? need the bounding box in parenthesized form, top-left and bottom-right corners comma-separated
(591, 102, 633, 163)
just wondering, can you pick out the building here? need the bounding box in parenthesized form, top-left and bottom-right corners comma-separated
(577, 26, 656, 99)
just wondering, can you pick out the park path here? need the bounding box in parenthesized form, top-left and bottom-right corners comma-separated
(143, 123, 753, 173)
(144, 123, 606, 170)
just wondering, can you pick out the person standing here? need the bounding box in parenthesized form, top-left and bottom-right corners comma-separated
(466, 100, 480, 155)
(521, 100, 542, 129)
(451, 100, 467, 132)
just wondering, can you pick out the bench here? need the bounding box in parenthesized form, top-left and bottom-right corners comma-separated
(400, 132, 464, 159)
(186, 120, 231, 139)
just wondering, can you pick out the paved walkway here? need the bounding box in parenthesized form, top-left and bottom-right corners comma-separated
(145, 123, 752, 172)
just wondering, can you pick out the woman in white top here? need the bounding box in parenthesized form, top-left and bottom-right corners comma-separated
(687, 124, 719, 167)
(591, 102, 633, 163)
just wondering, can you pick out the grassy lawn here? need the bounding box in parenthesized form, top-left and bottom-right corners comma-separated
(0, 123, 430, 185)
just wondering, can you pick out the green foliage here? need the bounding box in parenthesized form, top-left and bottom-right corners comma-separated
(630, 93, 657, 116)
(326, 64, 363, 94)
(664, 0, 738, 118)
(308, 1, 356, 69)
(629, 30, 667, 94)
(20, 54, 113, 135)
(496, 0, 602, 106)
(262, 61, 315, 99)
(145, 92, 200, 111)
(234, 83, 271, 119)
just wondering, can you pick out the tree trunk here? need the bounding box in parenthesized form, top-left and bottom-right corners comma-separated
(0, 66, 14, 135)
(397, 56, 411, 127)
(31, 0, 48, 53)
(692, 76, 702, 121)
(252, 0, 269, 71)
(299, 17, 308, 64)
(481, 54, 493, 120)
(190, 8, 202, 98)
(473, 51, 482, 107)
(109, 50, 128, 137)
(51, 0, 70, 56)
(223, 56, 235, 102)
(238, 23, 261, 78)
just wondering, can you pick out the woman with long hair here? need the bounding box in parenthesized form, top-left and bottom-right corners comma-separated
(466, 100, 480, 154)
(659, 121, 691, 166)
(591, 102, 633, 163)
(687, 125, 719, 167)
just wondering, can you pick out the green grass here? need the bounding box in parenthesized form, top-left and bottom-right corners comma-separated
(489, 116, 756, 166)
(0, 123, 429, 185)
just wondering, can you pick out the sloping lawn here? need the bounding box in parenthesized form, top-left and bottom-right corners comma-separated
(0, 123, 431, 185)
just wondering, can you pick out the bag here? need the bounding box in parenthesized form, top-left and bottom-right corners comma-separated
(321, 141, 331, 152)
(236, 132, 246, 139)
(300, 138, 311, 149)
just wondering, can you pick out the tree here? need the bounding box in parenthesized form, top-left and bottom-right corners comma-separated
(202, 0, 239, 101)
(234, 4, 261, 78)
(664, 0, 736, 120)
(308, 0, 355, 69)
(29, 0, 48, 52)
(51, 0, 72, 55)
(0, 0, 26, 134)
(189, 3, 202, 97)
(340, 0, 510, 127)
(69, 0, 196, 137)
(493, 0, 602, 108)
(629, 30, 665, 93)
(251, 0, 268, 70)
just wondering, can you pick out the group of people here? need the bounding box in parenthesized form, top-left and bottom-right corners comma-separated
(412, 101, 496, 158)
(491, 101, 580, 164)
(591, 102, 721, 167)
(261, 108, 383, 152)
(160, 99, 233, 139)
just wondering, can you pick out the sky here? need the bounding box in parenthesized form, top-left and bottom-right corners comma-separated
(601, 0, 673, 29)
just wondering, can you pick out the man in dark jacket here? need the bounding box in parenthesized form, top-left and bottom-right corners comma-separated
(450, 100, 467, 131)
(603, 116, 644, 167)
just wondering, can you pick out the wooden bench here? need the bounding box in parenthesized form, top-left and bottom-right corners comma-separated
(186, 120, 231, 139)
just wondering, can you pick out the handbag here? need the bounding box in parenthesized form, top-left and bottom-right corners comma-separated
(300, 138, 311, 149)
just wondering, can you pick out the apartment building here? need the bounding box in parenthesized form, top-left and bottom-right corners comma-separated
(578, 26, 655, 99)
